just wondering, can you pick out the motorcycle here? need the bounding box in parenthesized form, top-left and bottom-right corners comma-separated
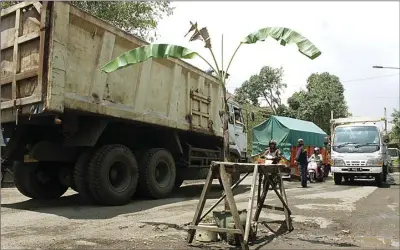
(308, 160, 324, 183)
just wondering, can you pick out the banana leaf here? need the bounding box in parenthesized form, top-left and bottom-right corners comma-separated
(241, 27, 321, 60)
(102, 44, 198, 73)
(185, 21, 212, 48)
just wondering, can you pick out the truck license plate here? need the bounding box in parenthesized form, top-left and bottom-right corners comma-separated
(349, 168, 362, 171)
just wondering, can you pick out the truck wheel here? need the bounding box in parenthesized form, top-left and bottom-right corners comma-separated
(88, 145, 139, 206)
(375, 173, 384, 187)
(138, 148, 176, 199)
(14, 161, 68, 199)
(74, 151, 96, 202)
(334, 174, 342, 185)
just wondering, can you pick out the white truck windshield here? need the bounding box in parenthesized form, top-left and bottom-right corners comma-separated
(332, 126, 380, 153)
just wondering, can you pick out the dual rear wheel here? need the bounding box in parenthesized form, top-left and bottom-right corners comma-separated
(14, 145, 177, 206)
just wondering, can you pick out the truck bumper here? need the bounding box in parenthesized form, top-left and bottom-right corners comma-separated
(331, 166, 382, 174)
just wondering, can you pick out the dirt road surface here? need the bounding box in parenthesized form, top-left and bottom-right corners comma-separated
(1, 173, 399, 249)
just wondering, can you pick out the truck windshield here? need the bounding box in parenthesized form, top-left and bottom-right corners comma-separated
(388, 148, 399, 157)
(333, 126, 380, 153)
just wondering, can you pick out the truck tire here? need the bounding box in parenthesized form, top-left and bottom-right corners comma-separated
(88, 144, 139, 206)
(375, 173, 384, 187)
(334, 173, 342, 185)
(138, 148, 176, 199)
(74, 151, 95, 202)
(14, 161, 68, 199)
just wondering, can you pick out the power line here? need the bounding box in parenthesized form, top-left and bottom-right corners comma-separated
(342, 73, 399, 83)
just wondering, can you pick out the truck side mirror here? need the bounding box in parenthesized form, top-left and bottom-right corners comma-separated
(382, 134, 390, 144)
(323, 136, 329, 145)
(250, 112, 255, 122)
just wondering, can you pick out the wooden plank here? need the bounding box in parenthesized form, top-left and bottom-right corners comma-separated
(1, 68, 38, 85)
(1, 31, 40, 51)
(262, 204, 284, 212)
(32, 2, 42, 14)
(211, 161, 289, 174)
(219, 164, 248, 250)
(279, 169, 293, 231)
(253, 173, 269, 222)
(187, 166, 215, 243)
(192, 110, 210, 118)
(199, 172, 250, 222)
(188, 225, 241, 234)
(36, 1, 48, 98)
(11, 8, 21, 100)
(89, 31, 116, 103)
(265, 174, 292, 215)
(0, 94, 42, 109)
(1, 1, 38, 17)
(244, 164, 258, 243)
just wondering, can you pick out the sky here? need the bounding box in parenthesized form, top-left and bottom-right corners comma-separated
(155, 1, 400, 129)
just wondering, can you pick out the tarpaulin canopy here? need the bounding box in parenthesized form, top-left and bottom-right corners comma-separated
(252, 115, 327, 156)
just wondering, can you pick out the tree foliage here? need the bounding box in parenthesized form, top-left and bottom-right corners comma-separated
(0, 1, 174, 42)
(390, 109, 400, 142)
(234, 66, 288, 114)
(287, 72, 349, 134)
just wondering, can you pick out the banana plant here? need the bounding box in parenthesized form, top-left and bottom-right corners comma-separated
(102, 22, 322, 161)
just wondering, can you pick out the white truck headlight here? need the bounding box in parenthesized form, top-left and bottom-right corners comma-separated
(334, 159, 345, 166)
(366, 158, 383, 166)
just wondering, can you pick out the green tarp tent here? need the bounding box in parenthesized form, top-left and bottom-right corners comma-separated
(252, 115, 327, 156)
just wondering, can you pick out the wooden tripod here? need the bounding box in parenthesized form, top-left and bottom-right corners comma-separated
(187, 161, 293, 250)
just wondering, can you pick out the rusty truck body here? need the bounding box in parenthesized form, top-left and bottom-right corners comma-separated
(0, 2, 249, 205)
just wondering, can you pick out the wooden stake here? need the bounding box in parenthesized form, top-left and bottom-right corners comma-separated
(220, 164, 247, 250)
(244, 164, 258, 243)
(187, 165, 215, 243)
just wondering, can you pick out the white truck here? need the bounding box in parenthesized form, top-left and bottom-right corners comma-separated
(330, 116, 390, 187)
(0, 2, 250, 205)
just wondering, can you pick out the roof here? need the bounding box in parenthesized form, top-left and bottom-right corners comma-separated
(272, 116, 327, 135)
(336, 123, 380, 128)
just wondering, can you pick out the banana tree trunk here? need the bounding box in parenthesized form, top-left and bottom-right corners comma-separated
(222, 90, 232, 211)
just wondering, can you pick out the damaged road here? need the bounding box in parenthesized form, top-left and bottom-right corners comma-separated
(1, 173, 399, 249)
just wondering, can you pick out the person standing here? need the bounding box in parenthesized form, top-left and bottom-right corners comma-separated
(295, 138, 308, 187)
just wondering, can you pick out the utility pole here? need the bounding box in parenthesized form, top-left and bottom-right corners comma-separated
(384, 107, 388, 133)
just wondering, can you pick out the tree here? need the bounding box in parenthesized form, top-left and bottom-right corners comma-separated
(234, 66, 287, 115)
(390, 109, 400, 143)
(287, 72, 348, 134)
(0, 1, 173, 42)
(102, 24, 322, 160)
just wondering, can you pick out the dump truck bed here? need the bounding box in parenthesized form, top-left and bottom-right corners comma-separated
(1, 1, 223, 137)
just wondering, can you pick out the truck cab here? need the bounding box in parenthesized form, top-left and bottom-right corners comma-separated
(330, 117, 390, 187)
(227, 101, 248, 162)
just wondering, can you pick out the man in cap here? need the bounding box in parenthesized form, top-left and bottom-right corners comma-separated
(295, 138, 308, 187)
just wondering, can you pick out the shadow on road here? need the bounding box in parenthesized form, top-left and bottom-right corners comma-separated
(297, 237, 358, 247)
(342, 179, 392, 188)
(1, 183, 249, 220)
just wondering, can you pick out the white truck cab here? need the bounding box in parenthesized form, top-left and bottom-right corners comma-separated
(330, 117, 390, 187)
(227, 101, 249, 162)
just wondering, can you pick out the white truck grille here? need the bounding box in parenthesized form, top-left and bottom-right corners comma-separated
(345, 160, 367, 166)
